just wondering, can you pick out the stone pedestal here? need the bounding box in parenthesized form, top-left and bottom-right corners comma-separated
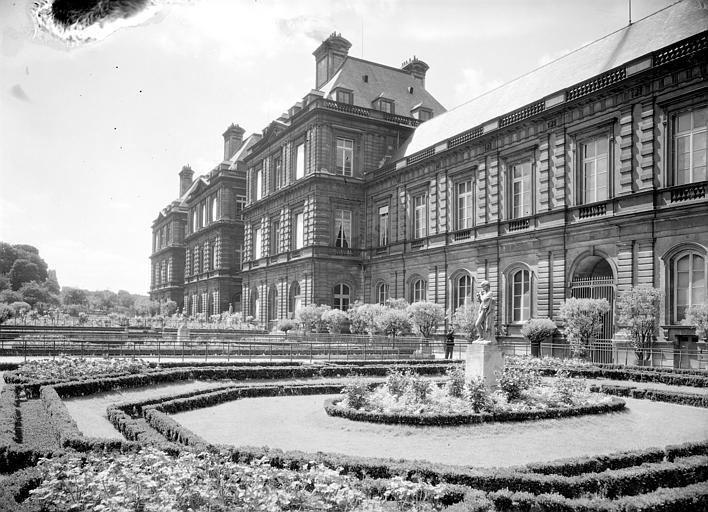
(465, 341, 504, 387)
(177, 324, 190, 342)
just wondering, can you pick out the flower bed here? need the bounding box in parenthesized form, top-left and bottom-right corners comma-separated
(4, 356, 152, 383)
(589, 383, 708, 408)
(14, 448, 459, 512)
(325, 367, 623, 426)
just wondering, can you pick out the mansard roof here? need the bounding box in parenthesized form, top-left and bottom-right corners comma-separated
(397, 0, 707, 159)
(319, 56, 446, 116)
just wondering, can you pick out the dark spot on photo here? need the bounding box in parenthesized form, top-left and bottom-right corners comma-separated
(50, 0, 149, 28)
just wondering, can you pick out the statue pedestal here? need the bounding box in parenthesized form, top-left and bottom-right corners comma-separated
(465, 341, 504, 387)
(177, 324, 190, 342)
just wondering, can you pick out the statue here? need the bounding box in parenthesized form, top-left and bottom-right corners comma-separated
(474, 280, 496, 342)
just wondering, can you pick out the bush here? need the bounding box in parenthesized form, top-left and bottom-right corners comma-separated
(684, 303, 708, 340)
(0, 303, 13, 324)
(276, 318, 297, 334)
(342, 376, 370, 409)
(497, 366, 539, 401)
(446, 366, 466, 398)
(295, 304, 330, 332)
(348, 301, 385, 334)
(409, 374, 432, 401)
(452, 303, 478, 339)
(553, 370, 586, 405)
(386, 369, 411, 399)
(407, 301, 445, 338)
(559, 298, 610, 357)
(465, 377, 492, 413)
(321, 308, 348, 334)
(616, 286, 662, 364)
(376, 308, 412, 338)
(520, 318, 557, 344)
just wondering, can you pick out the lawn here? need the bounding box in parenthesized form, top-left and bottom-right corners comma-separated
(173, 394, 708, 467)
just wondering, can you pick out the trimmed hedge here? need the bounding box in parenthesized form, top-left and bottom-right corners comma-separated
(0, 385, 18, 444)
(590, 383, 708, 408)
(40, 363, 448, 399)
(529, 366, 708, 388)
(38, 386, 82, 447)
(0, 362, 19, 371)
(323, 397, 626, 426)
(481, 480, 708, 511)
(592, 363, 708, 377)
(523, 446, 667, 476)
(143, 408, 213, 453)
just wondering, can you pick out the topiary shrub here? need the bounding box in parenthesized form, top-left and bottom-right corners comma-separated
(559, 298, 610, 357)
(342, 376, 370, 410)
(497, 366, 539, 401)
(446, 366, 466, 398)
(520, 318, 557, 344)
(465, 377, 492, 412)
(276, 318, 297, 334)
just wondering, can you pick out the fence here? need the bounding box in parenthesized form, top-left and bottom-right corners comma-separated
(0, 326, 705, 369)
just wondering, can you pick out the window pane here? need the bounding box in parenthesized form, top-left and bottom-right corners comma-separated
(677, 112, 691, 133)
(694, 107, 707, 129)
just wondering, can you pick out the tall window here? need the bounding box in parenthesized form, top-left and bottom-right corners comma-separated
(671, 251, 706, 322)
(208, 241, 215, 270)
(273, 154, 283, 189)
(255, 166, 263, 201)
(378, 205, 389, 246)
(453, 274, 472, 310)
(336, 138, 354, 176)
(210, 195, 218, 222)
(333, 283, 350, 311)
(456, 180, 474, 230)
(413, 193, 427, 239)
(271, 220, 281, 255)
(581, 136, 609, 204)
(511, 269, 531, 323)
(411, 279, 426, 302)
(511, 161, 532, 219)
(253, 227, 262, 259)
(376, 282, 389, 305)
(201, 202, 206, 228)
(293, 212, 304, 250)
(334, 209, 352, 248)
(295, 143, 305, 180)
(673, 106, 707, 185)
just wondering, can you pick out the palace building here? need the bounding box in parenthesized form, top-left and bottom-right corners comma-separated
(151, 0, 707, 352)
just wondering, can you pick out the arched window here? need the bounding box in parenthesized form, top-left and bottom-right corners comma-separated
(333, 283, 350, 311)
(670, 251, 706, 322)
(453, 274, 472, 310)
(267, 285, 278, 323)
(376, 282, 389, 305)
(288, 281, 301, 317)
(510, 269, 531, 323)
(411, 279, 426, 303)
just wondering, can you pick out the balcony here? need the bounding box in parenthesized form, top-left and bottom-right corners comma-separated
(453, 228, 473, 241)
(578, 202, 608, 219)
(669, 182, 706, 203)
(507, 218, 531, 232)
(296, 98, 422, 128)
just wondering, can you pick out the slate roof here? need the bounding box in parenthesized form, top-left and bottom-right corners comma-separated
(396, 0, 708, 159)
(319, 56, 446, 116)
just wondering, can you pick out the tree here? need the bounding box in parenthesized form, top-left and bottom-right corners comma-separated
(89, 290, 118, 312)
(0, 275, 10, 292)
(684, 304, 708, 341)
(322, 308, 348, 333)
(276, 318, 297, 335)
(0, 303, 13, 325)
(45, 270, 60, 294)
(452, 302, 478, 339)
(616, 286, 662, 364)
(0, 289, 22, 304)
(18, 281, 53, 308)
(117, 290, 136, 310)
(520, 318, 557, 344)
(0, 242, 18, 274)
(407, 301, 445, 338)
(375, 308, 411, 339)
(161, 300, 178, 316)
(385, 298, 409, 310)
(559, 298, 610, 357)
(63, 287, 89, 306)
(348, 302, 384, 334)
(9, 301, 31, 317)
(9, 259, 41, 290)
(295, 304, 329, 333)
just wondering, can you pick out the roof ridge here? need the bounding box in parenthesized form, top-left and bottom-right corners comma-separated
(447, 0, 687, 112)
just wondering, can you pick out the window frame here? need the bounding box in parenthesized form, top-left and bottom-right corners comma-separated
(412, 192, 428, 239)
(333, 208, 352, 248)
(294, 142, 305, 180)
(335, 88, 353, 105)
(411, 278, 427, 303)
(333, 283, 351, 311)
(509, 159, 533, 219)
(376, 282, 389, 305)
(272, 152, 284, 190)
(378, 204, 389, 247)
(270, 220, 281, 255)
(453, 273, 472, 310)
(253, 226, 262, 260)
(508, 267, 532, 323)
(456, 179, 474, 230)
(335, 137, 354, 176)
(670, 104, 707, 186)
(669, 249, 707, 323)
(577, 130, 612, 205)
(374, 98, 395, 114)
(293, 211, 304, 250)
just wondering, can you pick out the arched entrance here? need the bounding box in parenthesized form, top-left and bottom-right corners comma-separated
(570, 255, 615, 363)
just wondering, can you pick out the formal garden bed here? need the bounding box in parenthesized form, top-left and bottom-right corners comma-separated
(1, 355, 707, 511)
(325, 367, 624, 425)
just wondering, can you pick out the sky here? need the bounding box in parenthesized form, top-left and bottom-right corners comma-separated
(0, 0, 679, 295)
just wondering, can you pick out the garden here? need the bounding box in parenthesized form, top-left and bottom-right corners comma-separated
(1, 353, 707, 511)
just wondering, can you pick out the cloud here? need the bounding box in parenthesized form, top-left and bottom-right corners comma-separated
(453, 68, 503, 106)
(10, 84, 30, 102)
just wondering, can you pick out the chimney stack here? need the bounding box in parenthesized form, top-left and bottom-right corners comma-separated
(401, 56, 429, 87)
(313, 32, 351, 89)
(222, 123, 246, 161)
(179, 164, 194, 196)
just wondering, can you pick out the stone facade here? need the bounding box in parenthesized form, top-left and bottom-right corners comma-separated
(149, 6, 708, 350)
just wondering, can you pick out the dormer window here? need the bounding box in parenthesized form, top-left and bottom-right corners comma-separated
(374, 98, 395, 114)
(335, 89, 353, 104)
(411, 105, 433, 121)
